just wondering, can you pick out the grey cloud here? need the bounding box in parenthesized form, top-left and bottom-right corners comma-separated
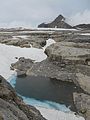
(0, 0, 89, 27)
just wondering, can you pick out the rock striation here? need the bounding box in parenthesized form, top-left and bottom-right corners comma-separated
(45, 42, 90, 65)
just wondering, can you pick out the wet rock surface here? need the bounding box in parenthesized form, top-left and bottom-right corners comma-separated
(0, 75, 46, 120)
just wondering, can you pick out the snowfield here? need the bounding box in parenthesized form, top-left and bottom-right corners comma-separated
(81, 33, 90, 36)
(0, 38, 85, 120)
(36, 27, 77, 31)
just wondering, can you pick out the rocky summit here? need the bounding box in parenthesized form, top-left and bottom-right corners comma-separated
(38, 14, 90, 30)
(38, 14, 72, 28)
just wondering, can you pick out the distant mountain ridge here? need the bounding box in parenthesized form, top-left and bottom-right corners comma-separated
(74, 24, 90, 29)
(38, 14, 72, 29)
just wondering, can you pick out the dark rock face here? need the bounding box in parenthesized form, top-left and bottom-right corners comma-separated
(0, 75, 46, 120)
(38, 23, 49, 28)
(38, 14, 72, 28)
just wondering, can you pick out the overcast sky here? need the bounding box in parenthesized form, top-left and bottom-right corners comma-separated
(0, 0, 90, 27)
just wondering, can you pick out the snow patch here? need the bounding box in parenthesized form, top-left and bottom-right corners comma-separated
(18, 30, 54, 34)
(80, 33, 90, 36)
(13, 35, 28, 39)
(43, 38, 56, 50)
(0, 43, 47, 80)
(36, 28, 77, 31)
(37, 107, 84, 120)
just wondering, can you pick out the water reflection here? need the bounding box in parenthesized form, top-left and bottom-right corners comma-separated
(14, 76, 83, 111)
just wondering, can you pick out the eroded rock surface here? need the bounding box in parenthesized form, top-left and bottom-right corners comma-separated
(45, 42, 90, 65)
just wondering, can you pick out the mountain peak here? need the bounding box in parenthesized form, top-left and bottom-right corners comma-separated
(38, 14, 72, 28)
(54, 14, 65, 22)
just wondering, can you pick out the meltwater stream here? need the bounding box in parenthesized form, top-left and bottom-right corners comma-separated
(10, 75, 83, 112)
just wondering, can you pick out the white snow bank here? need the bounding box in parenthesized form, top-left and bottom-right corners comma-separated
(43, 38, 56, 50)
(80, 33, 90, 36)
(35, 28, 77, 31)
(0, 43, 47, 80)
(37, 107, 84, 120)
(22, 95, 84, 120)
(17, 95, 70, 112)
(13, 35, 28, 39)
(0, 31, 13, 33)
(18, 30, 54, 34)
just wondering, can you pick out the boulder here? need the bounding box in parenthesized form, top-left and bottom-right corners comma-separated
(27, 58, 76, 82)
(11, 57, 34, 72)
(45, 42, 90, 65)
(76, 73, 90, 94)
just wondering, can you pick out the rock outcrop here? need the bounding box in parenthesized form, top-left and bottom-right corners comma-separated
(45, 42, 90, 65)
(0, 75, 46, 120)
(0, 32, 48, 48)
(38, 15, 72, 28)
(76, 73, 90, 94)
(73, 93, 90, 120)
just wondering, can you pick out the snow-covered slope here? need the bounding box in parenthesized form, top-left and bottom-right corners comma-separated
(0, 38, 56, 80)
(0, 43, 47, 80)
